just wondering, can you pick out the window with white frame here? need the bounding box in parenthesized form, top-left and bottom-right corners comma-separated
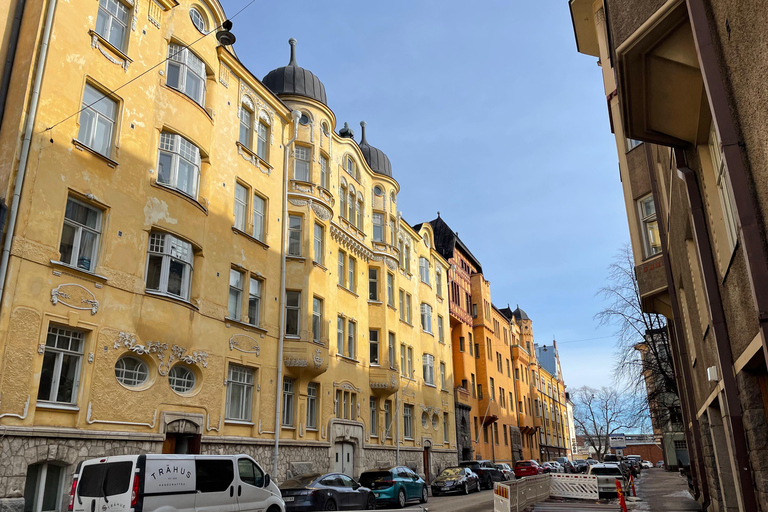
(368, 267, 379, 301)
(400, 345, 406, 377)
(313, 223, 324, 265)
(239, 106, 253, 148)
(420, 303, 432, 333)
(338, 251, 345, 287)
(406, 293, 412, 323)
(388, 332, 395, 369)
(256, 122, 268, 161)
(319, 155, 328, 189)
(403, 404, 413, 438)
(234, 183, 247, 231)
(337, 316, 344, 354)
(709, 123, 738, 249)
(294, 145, 310, 181)
(168, 365, 195, 394)
(638, 195, 661, 258)
(384, 401, 392, 437)
(440, 361, 446, 390)
(248, 277, 261, 327)
(189, 6, 206, 33)
(287, 215, 302, 256)
(443, 412, 449, 441)
(228, 269, 244, 320)
(226, 364, 254, 421)
(282, 377, 294, 426)
(345, 156, 355, 178)
(59, 197, 101, 272)
(422, 354, 435, 385)
(285, 291, 300, 337)
(115, 356, 148, 388)
(312, 297, 322, 343)
(356, 195, 363, 229)
(387, 273, 394, 307)
(38, 326, 84, 405)
(398, 289, 405, 321)
(419, 257, 430, 284)
(78, 84, 117, 157)
(157, 131, 201, 199)
(407, 346, 413, 376)
(96, 0, 129, 51)
(253, 194, 265, 242)
(166, 44, 206, 106)
(306, 382, 318, 429)
(370, 397, 378, 434)
(437, 315, 444, 343)
(347, 320, 356, 359)
(348, 186, 356, 221)
(145, 232, 194, 300)
(389, 218, 396, 246)
(435, 267, 443, 297)
(348, 257, 356, 292)
(339, 183, 347, 221)
(372, 213, 384, 242)
(369, 329, 379, 365)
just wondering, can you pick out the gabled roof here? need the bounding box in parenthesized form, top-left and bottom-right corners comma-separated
(427, 215, 483, 274)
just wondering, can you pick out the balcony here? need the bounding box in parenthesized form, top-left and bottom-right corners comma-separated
(283, 320, 330, 378)
(370, 242, 399, 270)
(369, 366, 399, 397)
(287, 180, 334, 220)
(635, 255, 671, 317)
(449, 300, 472, 326)
(454, 387, 471, 409)
(478, 396, 501, 425)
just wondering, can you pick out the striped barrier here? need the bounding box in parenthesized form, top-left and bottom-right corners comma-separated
(494, 474, 551, 512)
(549, 473, 599, 499)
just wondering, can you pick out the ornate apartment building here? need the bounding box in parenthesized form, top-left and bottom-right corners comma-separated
(0, 0, 458, 509)
(534, 342, 571, 461)
(570, 0, 768, 510)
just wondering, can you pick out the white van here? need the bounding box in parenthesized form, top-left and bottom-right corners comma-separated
(68, 454, 284, 512)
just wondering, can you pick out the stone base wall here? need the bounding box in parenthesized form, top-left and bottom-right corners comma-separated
(737, 371, 768, 512)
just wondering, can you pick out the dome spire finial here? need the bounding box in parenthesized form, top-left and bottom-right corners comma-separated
(360, 121, 368, 145)
(288, 38, 297, 66)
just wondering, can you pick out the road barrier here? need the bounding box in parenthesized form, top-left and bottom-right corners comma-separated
(493, 473, 600, 512)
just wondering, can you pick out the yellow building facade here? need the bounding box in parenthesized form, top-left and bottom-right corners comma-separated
(532, 342, 570, 462)
(0, 0, 457, 506)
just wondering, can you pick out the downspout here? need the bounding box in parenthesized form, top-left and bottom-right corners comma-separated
(686, 0, 768, 369)
(0, 0, 57, 307)
(272, 109, 301, 478)
(675, 148, 757, 511)
(645, 144, 709, 506)
(0, 0, 26, 125)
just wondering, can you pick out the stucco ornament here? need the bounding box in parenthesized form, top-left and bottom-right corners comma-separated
(312, 349, 324, 368)
(229, 334, 260, 355)
(285, 357, 308, 367)
(51, 283, 99, 315)
(114, 332, 207, 375)
(390, 373, 397, 389)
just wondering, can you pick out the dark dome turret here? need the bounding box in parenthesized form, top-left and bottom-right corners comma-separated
(262, 38, 327, 106)
(358, 121, 392, 177)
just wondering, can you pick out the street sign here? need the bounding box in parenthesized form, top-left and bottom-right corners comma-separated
(609, 433, 627, 449)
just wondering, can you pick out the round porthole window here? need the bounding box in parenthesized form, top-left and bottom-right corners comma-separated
(299, 112, 310, 125)
(168, 365, 196, 394)
(189, 7, 207, 34)
(421, 412, 429, 428)
(115, 356, 149, 388)
(432, 414, 439, 429)
(374, 186, 384, 196)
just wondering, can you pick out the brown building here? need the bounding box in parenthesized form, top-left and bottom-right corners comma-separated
(570, 1, 768, 511)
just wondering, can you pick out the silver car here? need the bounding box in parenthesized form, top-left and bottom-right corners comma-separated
(587, 463, 627, 496)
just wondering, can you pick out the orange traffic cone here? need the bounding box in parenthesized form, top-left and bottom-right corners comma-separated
(615, 478, 628, 512)
(630, 474, 636, 497)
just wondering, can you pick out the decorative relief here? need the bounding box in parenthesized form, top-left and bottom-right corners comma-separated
(88, 353, 94, 363)
(219, 65, 231, 88)
(114, 332, 208, 375)
(51, 283, 99, 315)
(288, 198, 309, 207)
(90, 34, 129, 71)
(330, 223, 374, 262)
(370, 382, 388, 389)
(312, 349, 324, 368)
(229, 334, 260, 355)
(147, 0, 162, 28)
(390, 374, 398, 389)
(285, 357, 308, 367)
(334, 381, 362, 393)
(312, 203, 332, 221)
(38, 344, 45, 355)
(237, 144, 257, 166)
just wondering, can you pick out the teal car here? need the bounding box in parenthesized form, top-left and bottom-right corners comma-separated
(359, 467, 428, 508)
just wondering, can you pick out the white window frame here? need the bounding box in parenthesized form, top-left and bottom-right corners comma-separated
(435, 267, 442, 297)
(145, 231, 193, 300)
(285, 291, 301, 337)
(372, 213, 384, 242)
(440, 361, 446, 390)
(252, 193, 266, 242)
(638, 194, 661, 259)
(189, 6, 207, 33)
(38, 326, 84, 404)
(239, 106, 253, 148)
(287, 215, 302, 256)
(709, 123, 739, 250)
(234, 182, 247, 231)
(59, 197, 102, 272)
(77, 84, 117, 157)
(388, 332, 395, 370)
(368, 267, 379, 301)
(369, 329, 379, 365)
(420, 303, 432, 333)
(338, 251, 346, 287)
(437, 315, 444, 343)
(115, 356, 149, 388)
(370, 397, 378, 435)
(319, 155, 328, 189)
(96, 0, 130, 52)
(157, 131, 201, 199)
(248, 277, 261, 327)
(306, 382, 318, 429)
(347, 320, 356, 359)
(282, 377, 294, 427)
(387, 273, 395, 307)
(419, 257, 430, 284)
(348, 257, 356, 291)
(257, 122, 269, 161)
(314, 223, 324, 265)
(228, 269, 243, 320)
(294, 145, 311, 181)
(312, 297, 322, 343)
(166, 44, 206, 106)
(168, 365, 195, 393)
(403, 404, 413, 438)
(422, 354, 435, 386)
(226, 364, 254, 421)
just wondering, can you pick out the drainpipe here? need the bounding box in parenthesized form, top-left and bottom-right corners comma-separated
(675, 148, 757, 511)
(0, 0, 57, 308)
(644, 144, 709, 506)
(0, 0, 26, 125)
(272, 109, 301, 478)
(686, 0, 768, 369)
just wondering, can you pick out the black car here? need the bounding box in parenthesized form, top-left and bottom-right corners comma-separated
(279, 472, 375, 511)
(573, 459, 588, 473)
(431, 467, 480, 496)
(458, 460, 504, 490)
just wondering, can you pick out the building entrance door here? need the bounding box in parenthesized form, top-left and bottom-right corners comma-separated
(334, 442, 354, 475)
(423, 447, 431, 484)
(162, 433, 201, 454)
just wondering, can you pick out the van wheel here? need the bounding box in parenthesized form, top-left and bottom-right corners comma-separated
(324, 499, 337, 510)
(397, 489, 406, 508)
(420, 486, 428, 503)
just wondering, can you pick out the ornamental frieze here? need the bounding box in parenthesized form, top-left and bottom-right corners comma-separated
(114, 332, 208, 376)
(51, 283, 99, 315)
(229, 334, 261, 355)
(330, 223, 374, 262)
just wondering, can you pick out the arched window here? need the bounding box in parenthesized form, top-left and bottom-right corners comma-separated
(189, 6, 207, 33)
(356, 193, 363, 229)
(239, 104, 253, 149)
(339, 183, 347, 220)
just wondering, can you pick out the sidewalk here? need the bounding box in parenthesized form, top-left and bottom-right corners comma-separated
(631, 468, 701, 511)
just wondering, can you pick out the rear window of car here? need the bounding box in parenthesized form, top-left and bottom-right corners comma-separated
(591, 468, 622, 476)
(360, 471, 391, 487)
(515, 461, 531, 467)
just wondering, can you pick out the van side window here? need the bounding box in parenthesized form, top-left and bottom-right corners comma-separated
(196, 460, 234, 492)
(79, 462, 133, 497)
(237, 459, 263, 487)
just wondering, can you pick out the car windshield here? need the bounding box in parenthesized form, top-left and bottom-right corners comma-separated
(280, 473, 322, 488)
(360, 471, 392, 487)
(439, 468, 463, 477)
(591, 468, 622, 476)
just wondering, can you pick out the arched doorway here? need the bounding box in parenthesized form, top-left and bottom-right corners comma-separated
(23, 462, 65, 512)
(163, 418, 201, 454)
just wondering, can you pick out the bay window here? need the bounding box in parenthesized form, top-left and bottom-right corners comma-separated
(166, 44, 206, 106)
(422, 354, 435, 385)
(145, 231, 193, 300)
(59, 197, 102, 272)
(157, 131, 201, 199)
(294, 146, 310, 181)
(285, 291, 300, 336)
(638, 195, 661, 258)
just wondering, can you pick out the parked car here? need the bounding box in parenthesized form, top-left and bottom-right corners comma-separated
(279, 472, 374, 511)
(641, 460, 653, 469)
(513, 460, 543, 478)
(430, 467, 480, 496)
(359, 467, 427, 508)
(556, 457, 575, 473)
(494, 463, 515, 481)
(540, 462, 554, 474)
(545, 461, 564, 473)
(588, 463, 627, 497)
(573, 459, 588, 473)
(656, 460, 665, 468)
(458, 460, 504, 490)
(603, 453, 620, 463)
(585, 458, 600, 466)
(70, 455, 284, 512)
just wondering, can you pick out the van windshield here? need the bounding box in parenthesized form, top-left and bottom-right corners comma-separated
(79, 462, 133, 497)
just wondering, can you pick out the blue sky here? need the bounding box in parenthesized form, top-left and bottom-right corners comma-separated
(219, 0, 629, 389)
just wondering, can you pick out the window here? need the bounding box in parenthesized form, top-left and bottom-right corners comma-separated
(348, 186, 356, 221)
(496, 352, 502, 372)
(486, 337, 492, 359)
(319, 155, 328, 189)
(443, 413, 449, 441)
(420, 303, 432, 333)
(234, 183, 247, 231)
(96, 0, 129, 51)
(474, 344, 479, 358)
(285, 291, 300, 336)
(509, 392, 514, 411)
(472, 303, 477, 318)
(59, 197, 102, 272)
(470, 374, 476, 398)
(338, 252, 345, 287)
(238, 458, 264, 488)
(166, 44, 206, 106)
(477, 384, 483, 399)
(335, 390, 357, 420)
(506, 359, 511, 377)
(435, 267, 443, 297)
(226, 364, 254, 421)
(369, 268, 379, 301)
(157, 131, 201, 199)
(339, 183, 347, 220)
(337, 316, 344, 353)
(24, 462, 66, 512)
(419, 257, 430, 284)
(345, 156, 355, 178)
(294, 145, 310, 181)
(306, 383, 318, 429)
(483, 425, 488, 443)
(252, 194, 265, 242)
(459, 337, 465, 352)
(390, 218, 396, 246)
(437, 315, 444, 343)
(248, 277, 261, 327)
(626, 138, 642, 151)
(384, 401, 392, 437)
(474, 417, 479, 438)
(189, 6, 206, 32)
(314, 223, 324, 264)
(369, 330, 379, 365)
(145, 232, 193, 300)
(400, 345, 406, 377)
(228, 269, 243, 320)
(78, 84, 117, 157)
(638, 195, 661, 258)
(490, 377, 495, 400)
(406, 293, 412, 323)
(257, 122, 268, 161)
(422, 412, 429, 428)
(407, 347, 413, 376)
(168, 365, 195, 393)
(312, 297, 322, 343)
(373, 213, 384, 242)
(405, 245, 411, 273)
(493, 423, 499, 445)
(348, 257, 356, 291)
(403, 405, 413, 438)
(388, 332, 395, 369)
(114, 356, 148, 388)
(370, 398, 378, 434)
(440, 361, 446, 390)
(387, 273, 395, 306)
(282, 377, 294, 426)
(287, 215, 302, 256)
(239, 106, 253, 148)
(422, 354, 435, 385)
(399, 290, 405, 321)
(347, 321, 356, 359)
(709, 123, 738, 249)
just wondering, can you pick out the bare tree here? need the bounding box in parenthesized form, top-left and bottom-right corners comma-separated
(571, 386, 645, 460)
(595, 244, 680, 431)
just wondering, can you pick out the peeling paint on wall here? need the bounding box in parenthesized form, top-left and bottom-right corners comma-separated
(144, 196, 177, 225)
